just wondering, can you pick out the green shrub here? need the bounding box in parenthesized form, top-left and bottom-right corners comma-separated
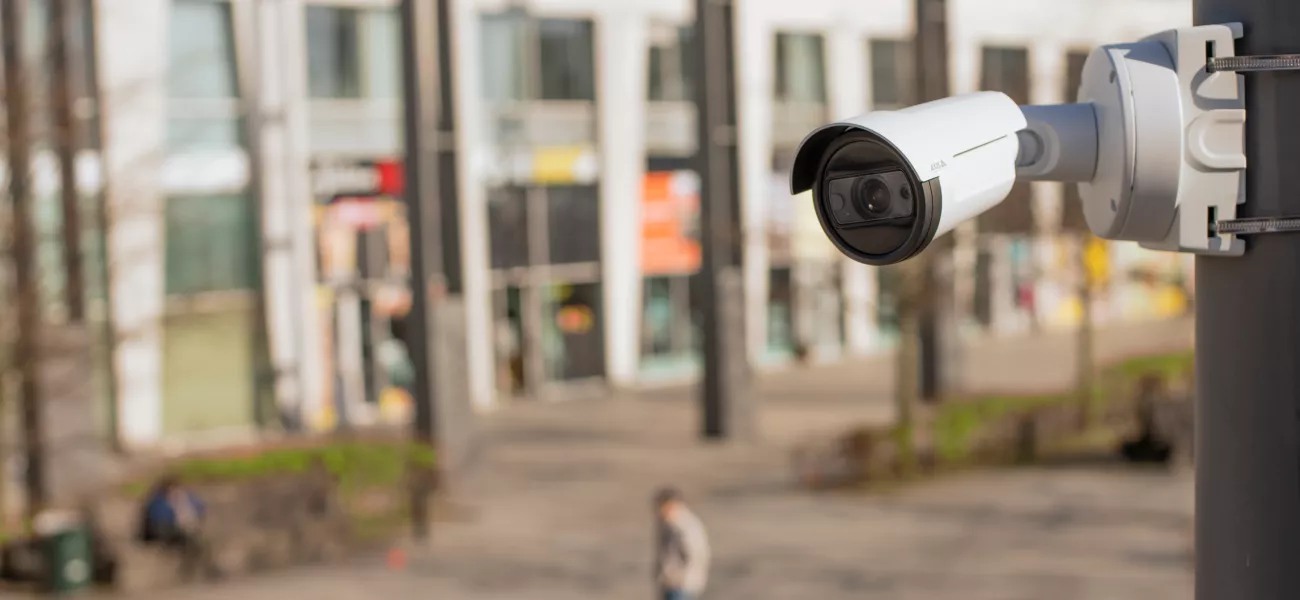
(931, 351, 1194, 465)
(120, 439, 437, 497)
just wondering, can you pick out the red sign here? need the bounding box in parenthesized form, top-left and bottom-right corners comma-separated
(375, 160, 405, 196)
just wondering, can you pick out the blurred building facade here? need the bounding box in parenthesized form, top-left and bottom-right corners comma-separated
(6, 0, 1194, 449)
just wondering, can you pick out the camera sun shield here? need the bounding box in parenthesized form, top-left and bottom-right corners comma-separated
(825, 170, 916, 227)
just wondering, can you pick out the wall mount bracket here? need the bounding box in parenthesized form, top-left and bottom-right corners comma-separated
(1016, 24, 1253, 257)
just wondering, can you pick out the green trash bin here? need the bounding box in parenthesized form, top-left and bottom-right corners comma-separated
(34, 510, 92, 595)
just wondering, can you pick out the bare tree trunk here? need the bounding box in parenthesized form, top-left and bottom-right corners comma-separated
(50, 0, 86, 323)
(3, 0, 50, 519)
(0, 283, 9, 528)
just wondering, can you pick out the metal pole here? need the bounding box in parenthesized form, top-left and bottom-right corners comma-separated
(914, 0, 951, 403)
(400, 0, 469, 541)
(1074, 234, 1096, 424)
(50, 0, 86, 322)
(2, 0, 49, 517)
(692, 0, 753, 440)
(1192, 1, 1300, 598)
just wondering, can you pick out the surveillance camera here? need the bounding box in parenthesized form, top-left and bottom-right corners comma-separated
(790, 91, 1027, 266)
(791, 23, 1251, 266)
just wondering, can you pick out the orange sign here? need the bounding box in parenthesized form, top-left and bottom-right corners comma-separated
(641, 171, 701, 275)
(556, 305, 595, 334)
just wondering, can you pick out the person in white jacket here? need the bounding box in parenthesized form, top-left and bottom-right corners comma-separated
(654, 487, 711, 600)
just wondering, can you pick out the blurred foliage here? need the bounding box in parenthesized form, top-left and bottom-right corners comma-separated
(932, 350, 1194, 464)
(118, 438, 436, 498)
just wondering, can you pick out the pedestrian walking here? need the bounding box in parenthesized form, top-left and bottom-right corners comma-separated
(653, 486, 710, 600)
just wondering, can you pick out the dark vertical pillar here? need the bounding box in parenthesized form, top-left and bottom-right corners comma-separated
(1192, 2, 1300, 598)
(914, 0, 953, 402)
(693, 0, 753, 441)
(3, 0, 49, 516)
(399, 0, 471, 540)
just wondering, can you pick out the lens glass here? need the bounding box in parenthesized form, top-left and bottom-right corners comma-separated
(824, 170, 915, 228)
(857, 178, 891, 217)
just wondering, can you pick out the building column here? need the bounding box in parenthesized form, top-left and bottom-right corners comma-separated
(94, 0, 168, 447)
(841, 263, 876, 354)
(733, 10, 773, 367)
(596, 12, 649, 388)
(826, 24, 874, 356)
(245, 0, 325, 428)
(450, 0, 494, 410)
(1029, 43, 1065, 331)
(988, 235, 1018, 334)
(951, 221, 978, 336)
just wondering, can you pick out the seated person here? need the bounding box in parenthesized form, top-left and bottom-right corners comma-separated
(137, 475, 208, 572)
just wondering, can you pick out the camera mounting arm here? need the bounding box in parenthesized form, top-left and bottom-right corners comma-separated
(1015, 103, 1099, 183)
(1011, 23, 1249, 257)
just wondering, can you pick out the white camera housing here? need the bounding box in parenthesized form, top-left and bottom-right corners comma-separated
(790, 91, 1026, 266)
(792, 23, 1249, 266)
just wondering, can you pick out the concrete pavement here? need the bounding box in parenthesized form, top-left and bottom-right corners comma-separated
(130, 318, 1197, 600)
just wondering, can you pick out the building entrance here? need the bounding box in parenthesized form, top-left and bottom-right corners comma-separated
(487, 184, 605, 400)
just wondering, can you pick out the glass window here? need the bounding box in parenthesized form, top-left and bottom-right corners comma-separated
(306, 6, 362, 98)
(973, 244, 994, 327)
(486, 186, 530, 270)
(980, 46, 1031, 104)
(640, 275, 695, 362)
(774, 32, 827, 104)
(76, 0, 103, 150)
(164, 194, 259, 295)
(34, 190, 67, 318)
(23, 0, 50, 111)
(537, 18, 595, 101)
(642, 277, 676, 356)
(545, 185, 601, 265)
(168, 0, 239, 99)
(766, 267, 795, 358)
(167, 117, 244, 150)
(480, 13, 528, 102)
(360, 8, 401, 99)
(305, 6, 399, 99)
(648, 24, 694, 102)
(876, 265, 903, 333)
(869, 38, 915, 109)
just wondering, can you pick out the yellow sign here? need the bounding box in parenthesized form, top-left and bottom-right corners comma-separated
(532, 146, 586, 184)
(1084, 237, 1110, 288)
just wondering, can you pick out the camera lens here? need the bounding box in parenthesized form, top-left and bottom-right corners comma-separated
(856, 178, 892, 216)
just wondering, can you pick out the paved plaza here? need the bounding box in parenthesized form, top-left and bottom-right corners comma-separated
(130, 319, 1196, 600)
